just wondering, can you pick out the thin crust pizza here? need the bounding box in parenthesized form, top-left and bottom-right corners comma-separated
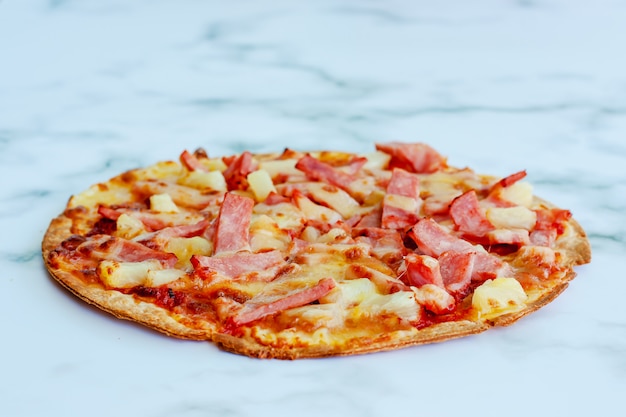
(42, 142, 591, 359)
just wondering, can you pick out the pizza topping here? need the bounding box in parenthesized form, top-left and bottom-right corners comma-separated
(375, 142, 446, 173)
(149, 193, 180, 213)
(247, 169, 277, 202)
(439, 251, 476, 297)
(191, 250, 286, 281)
(97, 259, 164, 288)
(403, 253, 445, 288)
(180, 149, 208, 172)
(223, 151, 257, 191)
(408, 218, 475, 258)
(77, 235, 178, 268)
(412, 284, 455, 315)
(471, 277, 528, 319)
(295, 154, 354, 191)
(231, 277, 336, 326)
(450, 190, 494, 237)
(213, 192, 254, 254)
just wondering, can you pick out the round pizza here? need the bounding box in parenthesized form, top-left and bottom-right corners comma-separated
(42, 142, 591, 359)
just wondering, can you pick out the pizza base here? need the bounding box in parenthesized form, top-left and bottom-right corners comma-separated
(41, 149, 592, 359)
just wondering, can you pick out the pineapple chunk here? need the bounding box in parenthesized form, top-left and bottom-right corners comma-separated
(362, 151, 391, 171)
(320, 278, 378, 307)
(305, 182, 360, 218)
(203, 158, 228, 172)
(163, 236, 213, 268)
(497, 182, 534, 207)
(146, 269, 186, 287)
(247, 169, 277, 202)
(258, 158, 301, 178)
(97, 259, 162, 288)
(317, 228, 352, 244)
(358, 291, 420, 322)
(178, 170, 227, 192)
(150, 193, 179, 213)
(472, 277, 528, 319)
(486, 206, 537, 230)
(253, 201, 305, 230)
(115, 213, 146, 239)
(249, 214, 290, 252)
(300, 226, 321, 242)
(294, 193, 343, 225)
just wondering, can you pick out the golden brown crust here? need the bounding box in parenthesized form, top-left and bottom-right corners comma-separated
(213, 320, 489, 359)
(41, 147, 592, 359)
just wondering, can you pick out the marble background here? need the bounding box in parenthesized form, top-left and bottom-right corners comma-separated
(1, 1, 625, 416)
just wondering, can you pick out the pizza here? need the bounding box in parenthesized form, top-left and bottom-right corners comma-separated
(42, 142, 591, 359)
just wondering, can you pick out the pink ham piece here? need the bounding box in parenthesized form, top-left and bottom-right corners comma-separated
(529, 208, 572, 247)
(98, 205, 201, 232)
(403, 253, 444, 288)
(353, 227, 406, 264)
(213, 192, 254, 254)
(77, 235, 178, 268)
(408, 218, 510, 283)
(295, 154, 354, 190)
(491, 170, 527, 191)
(180, 150, 209, 172)
(190, 250, 286, 281)
(222, 151, 257, 191)
(449, 190, 494, 236)
(381, 168, 422, 229)
(408, 218, 475, 258)
(232, 277, 336, 326)
(375, 142, 446, 174)
(471, 252, 512, 282)
(137, 219, 211, 249)
(439, 251, 476, 297)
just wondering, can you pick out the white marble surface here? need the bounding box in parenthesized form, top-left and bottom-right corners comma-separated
(1, 0, 625, 416)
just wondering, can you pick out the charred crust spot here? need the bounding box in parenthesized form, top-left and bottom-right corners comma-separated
(214, 288, 250, 304)
(64, 206, 88, 219)
(345, 246, 365, 260)
(87, 218, 117, 236)
(60, 235, 87, 251)
(193, 148, 208, 159)
(120, 171, 137, 183)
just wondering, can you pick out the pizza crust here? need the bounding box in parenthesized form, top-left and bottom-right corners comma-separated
(41, 146, 592, 359)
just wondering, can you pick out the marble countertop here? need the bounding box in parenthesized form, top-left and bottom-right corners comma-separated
(2, 1, 625, 416)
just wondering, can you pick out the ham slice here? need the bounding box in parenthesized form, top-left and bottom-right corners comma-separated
(449, 190, 494, 236)
(439, 251, 475, 297)
(408, 218, 475, 258)
(232, 277, 336, 325)
(77, 235, 178, 268)
(404, 253, 444, 288)
(191, 250, 285, 281)
(180, 150, 208, 172)
(136, 219, 211, 248)
(353, 227, 406, 264)
(222, 151, 257, 191)
(213, 192, 254, 254)
(381, 168, 422, 229)
(295, 155, 354, 190)
(375, 142, 446, 174)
